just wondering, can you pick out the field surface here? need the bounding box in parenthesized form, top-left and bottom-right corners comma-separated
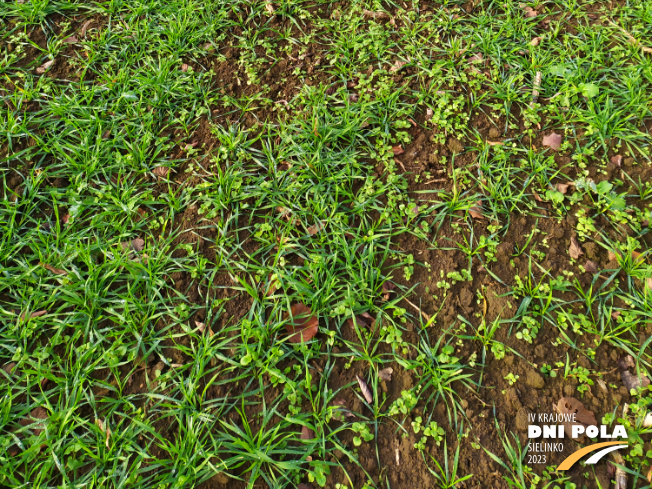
(1, 0, 652, 488)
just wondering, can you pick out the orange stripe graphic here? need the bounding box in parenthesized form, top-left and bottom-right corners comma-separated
(557, 441, 626, 470)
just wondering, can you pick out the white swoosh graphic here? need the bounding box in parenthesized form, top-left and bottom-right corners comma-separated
(584, 445, 628, 464)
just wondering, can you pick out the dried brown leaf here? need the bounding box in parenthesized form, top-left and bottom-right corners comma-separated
(285, 304, 318, 343)
(153, 166, 168, 180)
(2, 362, 17, 376)
(621, 370, 651, 391)
(644, 413, 652, 429)
(392, 145, 404, 155)
(389, 59, 407, 73)
(363, 9, 390, 20)
(332, 398, 355, 420)
(529, 36, 543, 46)
(554, 397, 596, 437)
(619, 355, 651, 392)
(181, 63, 189, 72)
(95, 418, 111, 448)
(356, 375, 373, 404)
(22, 407, 48, 435)
(195, 320, 206, 333)
(378, 367, 393, 381)
(555, 182, 570, 194)
(381, 280, 396, 301)
(121, 238, 145, 252)
(307, 221, 323, 236)
(486, 140, 503, 146)
(63, 36, 78, 44)
(610, 155, 623, 167)
(468, 53, 484, 64)
(569, 236, 584, 260)
(584, 260, 598, 274)
(346, 312, 375, 330)
(469, 201, 484, 220)
(300, 425, 315, 440)
(542, 132, 562, 151)
(39, 261, 67, 275)
(36, 59, 55, 74)
(265, 1, 275, 13)
(618, 355, 636, 370)
(520, 4, 538, 17)
(25, 310, 48, 320)
(81, 20, 93, 37)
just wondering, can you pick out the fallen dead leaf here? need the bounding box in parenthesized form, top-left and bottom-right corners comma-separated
(529, 36, 543, 46)
(468, 53, 484, 64)
(265, 273, 280, 296)
(346, 312, 375, 330)
(610, 155, 623, 167)
(363, 9, 390, 20)
(181, 63, 189, 72)
(569, 236, 584, 260)
(554, 397, 597, 437)
(21, 310, 48, 321)
(646, 277, 652, 293)
(95, 418, 112, 448)
(332, 399, 355, 420)
(584, 260, 598, 274)
(378, 367, 393, 381)
(615, 463, 627, 489)
(307, 221, 323, 236)
(285, 303, 318, 343)
(63, 36, 78, 44)
(21, 407, 49, 436)
(381, 281, 396, 301)
(533, 190, 544, 202)
(469, 201, 484, 220)
(2, 362, 17, 376)
(542, 132, 563, 151)
(36, 59, 55, 74)
(300, 425, 315, 440)
(619, 355, 651, 392)
(356, 375, 373, 404)
(644, 412, 652, 429)
(389, 59, 407, 73)
(486, 140, 503, 146)
(520, 3, 538, 17)
(153, 166, 168, 180)
(555, 182, 570, 194)
(622, 370, 651, 391)
(392, 145, 404, 155)
(39, 261, 67, 275)
(81, 20, 93, 37)
(121, 238, 145, 252)
(618, 355, 636, 370)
